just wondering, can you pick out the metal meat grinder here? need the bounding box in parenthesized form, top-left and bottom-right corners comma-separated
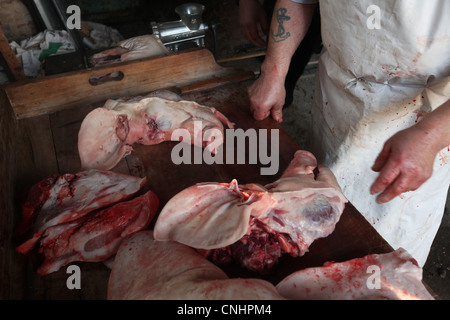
(151, 3, 215, 52)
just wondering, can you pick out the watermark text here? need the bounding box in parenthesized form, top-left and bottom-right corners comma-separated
(171, 121, 280, 176)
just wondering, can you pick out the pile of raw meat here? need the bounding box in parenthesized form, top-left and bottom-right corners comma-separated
(15, 170, 158, 275)
(154, 150, 348, 274)
(14, 86, 435, 299)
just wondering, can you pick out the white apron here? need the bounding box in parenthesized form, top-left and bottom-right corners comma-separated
(310, 0, 450, 266)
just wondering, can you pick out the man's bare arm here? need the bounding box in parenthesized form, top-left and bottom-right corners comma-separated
(249, 0, 317, 122)
(264, 0, 316, 79)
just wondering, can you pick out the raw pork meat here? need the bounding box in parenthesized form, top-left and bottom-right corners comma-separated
(154, 150, 347, 274)
(276, 248, 434, 300)
(33, 190, 158, 275)
(91, 35, 170, 66)
(78, 91, 235, 170)
(15, 170, 146, 236)
(108, 230, 284, 300)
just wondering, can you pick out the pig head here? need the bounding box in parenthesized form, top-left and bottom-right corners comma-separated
(78, 91, 234, 170)
(154, 150, 348, 273)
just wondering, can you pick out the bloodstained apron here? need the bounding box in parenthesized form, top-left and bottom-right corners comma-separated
(310, 0, 450, 266)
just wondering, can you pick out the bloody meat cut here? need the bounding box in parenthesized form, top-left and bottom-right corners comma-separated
(15, 170, 155, 275)
(15, 169, 147, 237)
(154, 150, 348, 274)
(34, 190, 159, 276)
(276, 248, 434, 300)
(108, 230, 285, 300)
(78, 90, 235, 171)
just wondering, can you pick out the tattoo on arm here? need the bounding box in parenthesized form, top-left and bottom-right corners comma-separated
(271, 8, 291, 42)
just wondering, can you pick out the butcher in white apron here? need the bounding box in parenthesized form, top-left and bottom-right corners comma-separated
(248, 0, 450, 266)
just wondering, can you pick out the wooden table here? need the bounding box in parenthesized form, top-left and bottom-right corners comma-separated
(1, 49, 393, 299)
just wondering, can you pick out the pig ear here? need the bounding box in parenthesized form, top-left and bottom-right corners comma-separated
(315, 165, 343, 192)
(280, 150, 318, 178)
(78, 108, 132, 170)
(154, 181, 252, 249)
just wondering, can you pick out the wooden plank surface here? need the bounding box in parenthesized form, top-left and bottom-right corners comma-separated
(2, 49, 254, 120)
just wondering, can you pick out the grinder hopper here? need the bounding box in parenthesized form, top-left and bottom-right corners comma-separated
(175, 3, 205, 30)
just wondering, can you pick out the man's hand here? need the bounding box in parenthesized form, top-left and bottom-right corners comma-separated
(370, 125, 440, 204)
(371, 99, 450, 204)
(248, 67, 286, 122)
(239, 0, 269, 48)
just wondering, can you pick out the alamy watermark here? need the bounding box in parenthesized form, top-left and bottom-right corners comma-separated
(64, 263, 383, 291)
(65, 5, 81, 29)
(170, 121, 280, 176)
(366, 265, 381, 289)
(66, 265, 81, 289)
(65, 4, 382, 31)
(366, 5, 382, 30)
